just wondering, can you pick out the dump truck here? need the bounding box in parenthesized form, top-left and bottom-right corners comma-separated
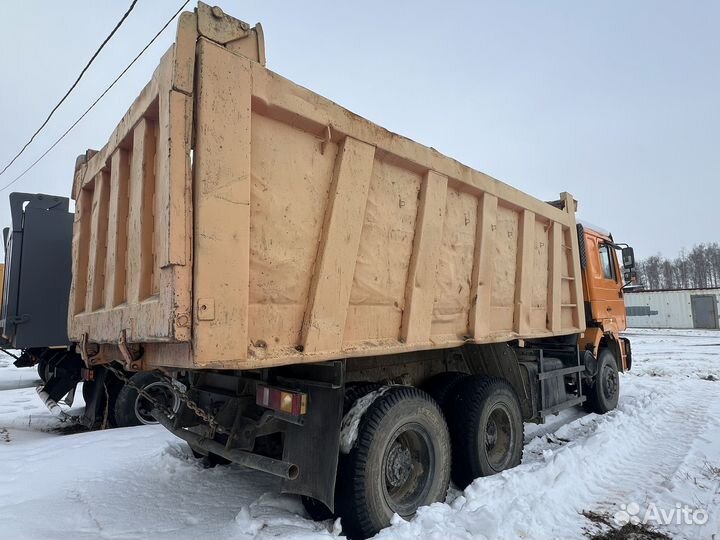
(67, 3, 636, 538)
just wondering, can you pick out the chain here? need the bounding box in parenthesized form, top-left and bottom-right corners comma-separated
(41, 363, 227, 435)
(104, 364, 227, 435)
(104, 364, 173, 418)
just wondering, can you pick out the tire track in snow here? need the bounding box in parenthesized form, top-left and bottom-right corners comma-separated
(580, 384, 710, 509)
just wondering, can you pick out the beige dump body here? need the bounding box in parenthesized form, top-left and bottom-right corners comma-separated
(69, 3, 585, 371)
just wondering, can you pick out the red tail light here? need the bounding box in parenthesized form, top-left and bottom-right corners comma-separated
(256, 384, 308, 418)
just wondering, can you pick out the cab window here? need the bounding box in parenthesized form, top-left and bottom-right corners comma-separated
(599, 244, 615, 280)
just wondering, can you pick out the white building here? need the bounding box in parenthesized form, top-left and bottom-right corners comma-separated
(624, 288, 720, 329)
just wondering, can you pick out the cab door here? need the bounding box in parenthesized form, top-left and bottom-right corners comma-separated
(584, 233, 626, 328)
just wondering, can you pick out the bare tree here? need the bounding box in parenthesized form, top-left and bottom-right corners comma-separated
(636, 243, 720, 290)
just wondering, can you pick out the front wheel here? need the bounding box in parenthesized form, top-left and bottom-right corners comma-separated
(336, 386, 451, 540)
(586, 348, 619, 414)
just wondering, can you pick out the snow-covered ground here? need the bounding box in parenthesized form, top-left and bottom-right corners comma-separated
(1, 329, 719, 539)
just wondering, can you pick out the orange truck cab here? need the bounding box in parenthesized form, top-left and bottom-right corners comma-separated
(577, 222, 635, 373)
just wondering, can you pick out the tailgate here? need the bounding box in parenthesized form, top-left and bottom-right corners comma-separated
(68, 4, 265, 349)
(68, 34, 193, 344)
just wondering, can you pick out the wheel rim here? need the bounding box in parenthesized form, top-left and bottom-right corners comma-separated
(381, 422, 435, 517)
(484, 403, 515, 471)
(601, 364, 618, 401)
(134, 382, 180, 425)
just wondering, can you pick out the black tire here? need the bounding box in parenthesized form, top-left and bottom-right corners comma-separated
(585, 348, 619, 414)
(336, 386, 451, 540)
(113, 372, 179, 428)
(301, 496, 334, 522)
(421, 371, 468, 413)
(37, 357, 50, 383)
(449, 375, 524, 489)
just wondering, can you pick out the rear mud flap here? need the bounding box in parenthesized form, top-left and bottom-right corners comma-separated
(41, 370, 80, 404)
(281, 384, 343, 511)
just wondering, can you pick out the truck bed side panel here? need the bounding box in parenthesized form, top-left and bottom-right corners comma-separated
(68, 8, 585, 370)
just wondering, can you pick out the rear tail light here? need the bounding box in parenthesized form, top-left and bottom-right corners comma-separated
(256, 384, 308, 418)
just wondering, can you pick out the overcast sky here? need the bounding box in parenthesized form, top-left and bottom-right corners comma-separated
(1, 1, 718, 259)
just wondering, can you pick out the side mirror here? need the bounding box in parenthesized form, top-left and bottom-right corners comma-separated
(621, 246, 635, 269)
(623, 268, 637, 284)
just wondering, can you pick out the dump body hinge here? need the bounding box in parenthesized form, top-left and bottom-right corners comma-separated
(118, 329, 142, 371)
(79, 333, 100, 368)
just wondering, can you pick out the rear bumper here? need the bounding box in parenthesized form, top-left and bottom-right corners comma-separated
(151, 407, 299, 480)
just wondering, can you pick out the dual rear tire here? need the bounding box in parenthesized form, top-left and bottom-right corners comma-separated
(424, 372, 524, 488)
(446, 376, 524, 488)
(319, 375, 524, 539)
(336, 386, 451, 540)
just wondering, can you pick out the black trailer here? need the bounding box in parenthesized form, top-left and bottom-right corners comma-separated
(0, 192, 175, 428)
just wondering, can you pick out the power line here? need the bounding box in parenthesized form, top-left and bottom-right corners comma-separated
(0, 0, 191, 194)
(0, 0, 139, 178)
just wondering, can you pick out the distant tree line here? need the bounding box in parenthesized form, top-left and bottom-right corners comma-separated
(636, 243, 720, 290)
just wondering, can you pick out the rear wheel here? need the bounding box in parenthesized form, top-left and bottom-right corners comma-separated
(586, 348, 619, 414)
(301, 382, 382, 522)
(336, 386, 451, 539)
(421, 371, 468, 413)
(113, 372, 180, 428)
(449, 376, 524, 489)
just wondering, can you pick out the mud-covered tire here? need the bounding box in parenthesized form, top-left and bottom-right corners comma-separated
(586, 348, 619, 414)
(336, 386, 451, 539)
(113, 372, 178, 428)
(421, 371, 468, 413)
(449, 375, 524, 489)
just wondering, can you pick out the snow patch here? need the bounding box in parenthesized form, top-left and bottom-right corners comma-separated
(339, 386, 391, 454)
